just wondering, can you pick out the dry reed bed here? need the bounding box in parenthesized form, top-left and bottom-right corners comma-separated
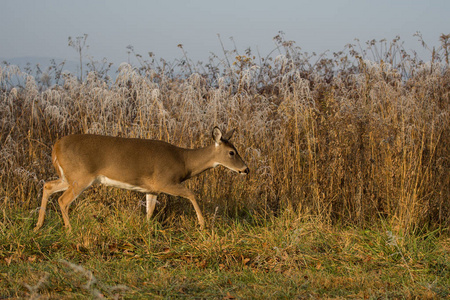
(0, 40, 449, 232)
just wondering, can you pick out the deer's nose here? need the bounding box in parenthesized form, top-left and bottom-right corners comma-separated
(241, 167, 250, 175)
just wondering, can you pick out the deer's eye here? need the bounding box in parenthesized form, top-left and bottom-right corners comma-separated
(229, 151, 235, 156)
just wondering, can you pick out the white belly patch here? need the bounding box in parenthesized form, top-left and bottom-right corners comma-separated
(97, 175, 150, 193)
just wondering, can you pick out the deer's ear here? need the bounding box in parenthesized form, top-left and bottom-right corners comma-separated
(222, 129, 235, 141)
(212, 127, 222, 144)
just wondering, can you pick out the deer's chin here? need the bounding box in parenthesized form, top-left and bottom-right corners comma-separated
(238, 168, 250, 175)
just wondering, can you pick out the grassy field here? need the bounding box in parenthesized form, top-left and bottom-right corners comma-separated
(1, 34, 450, 298)
(0, 204, 450, 299)
(1, 206, 450, 299)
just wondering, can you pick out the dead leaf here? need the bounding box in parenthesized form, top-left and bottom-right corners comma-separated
(109, 243, 119, 253)
(5, 256, 12, 266)
(363, 255, 372, 263)
(241, 255, 250, 265)
(197, 260, 207, 269)
(223, 292, 235, 299)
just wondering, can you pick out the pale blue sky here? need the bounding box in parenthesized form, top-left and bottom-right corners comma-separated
(1, 0, 448, 65)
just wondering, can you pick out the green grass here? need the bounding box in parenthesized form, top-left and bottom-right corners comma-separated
(1, 198, 449, 299)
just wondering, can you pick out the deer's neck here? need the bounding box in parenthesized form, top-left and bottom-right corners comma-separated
(183, 144, 218, 179)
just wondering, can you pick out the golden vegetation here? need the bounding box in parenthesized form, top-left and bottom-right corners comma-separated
(1, 34, 449, 230)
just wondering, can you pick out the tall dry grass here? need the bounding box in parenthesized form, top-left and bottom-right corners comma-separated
(0, 34, 449, 231)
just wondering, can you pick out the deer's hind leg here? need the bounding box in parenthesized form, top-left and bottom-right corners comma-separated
(34, 179, 69, 232)
(57, 178, 94, 232)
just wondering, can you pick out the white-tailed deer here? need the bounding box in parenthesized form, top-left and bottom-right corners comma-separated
(34, 127, 249, 232)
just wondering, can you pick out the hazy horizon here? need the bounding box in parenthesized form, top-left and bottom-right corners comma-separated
(1, 0, 449, 66)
